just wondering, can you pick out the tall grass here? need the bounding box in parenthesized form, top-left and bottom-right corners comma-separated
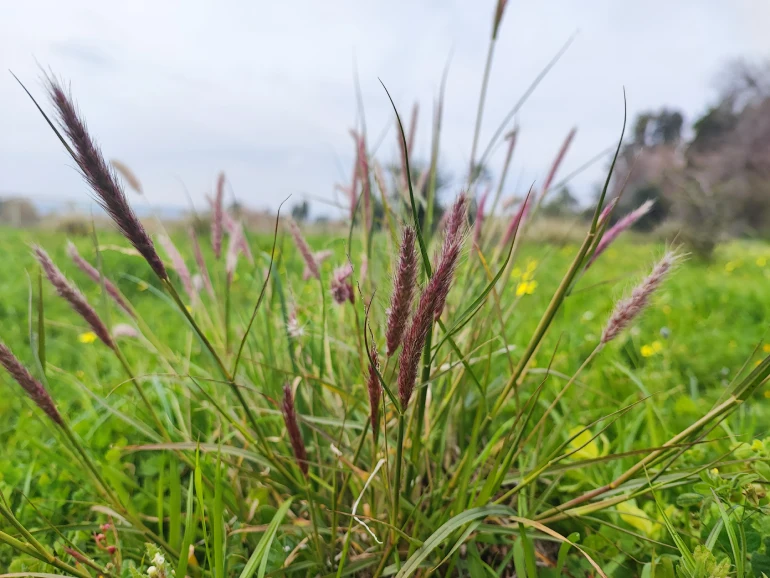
(3, 3, 770, 576)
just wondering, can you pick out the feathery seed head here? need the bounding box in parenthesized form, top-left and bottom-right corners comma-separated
(330, 263, 354, 305)
(212, 172, 225, 259)
(46, 78, 167, 280)
(34, 245, 115, 350)
(0, 341, 62, 426)
(601, 249, 681, 344)
(66, 241, 135, 319)
(386, 226, 418, 356)
(158, 235, 195, 298)
(587, 199, 655, 269)
(289, 220, 320, 280)
(281, 383, 308, 476)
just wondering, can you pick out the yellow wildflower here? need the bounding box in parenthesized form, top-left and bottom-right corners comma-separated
(510, 267, 522, 279)
(521, 269, 534, 281)
(640, 341, 662, 357)
(79, 331, 97, 344)
(757, 256, 767, 267)
(711, 467, 719, 476)
(516, 280, 538, 296)
(763, 343, 770, 353)
(751, 439, 764, 452)
(568, 427, 599, 460)
(765, 390, 770, 399)
(137, 280, 149, 291)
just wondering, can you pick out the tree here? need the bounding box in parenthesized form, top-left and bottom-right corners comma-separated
(542, 186, 579, 217)
(291, 201, 310, 223)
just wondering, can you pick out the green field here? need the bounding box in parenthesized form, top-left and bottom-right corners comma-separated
(2, 219, 770, 577)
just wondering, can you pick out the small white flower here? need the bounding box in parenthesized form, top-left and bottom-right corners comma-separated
(147, 566, 158, 578)
(152, 552, 165, 566)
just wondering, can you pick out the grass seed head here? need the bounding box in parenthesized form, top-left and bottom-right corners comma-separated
(0, 341, 62, 426)
(46, 78, 167, 281)
(386, 226, 418, 356)
(289, 220, 320, 280)
(212, 172, 225, 259)
(67, 241, 135, 319)
(281, 383, 308, 477)
(601, 249, 681, 344)
(34, 245, 115, 350)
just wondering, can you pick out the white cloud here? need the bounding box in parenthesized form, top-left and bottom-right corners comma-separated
(1, 0, 767, 215)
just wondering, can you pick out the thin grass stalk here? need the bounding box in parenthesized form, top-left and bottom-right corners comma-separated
(0, 528, 92, 578)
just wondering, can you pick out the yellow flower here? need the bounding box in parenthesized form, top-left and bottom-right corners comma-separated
(765, 390, 770, 399)
(617, 501, 655, 536)
(568, 427, 599, 460)
(752, 439, 764, 451)
(137, 280, 149, 291)
(763, 343, 770, 353)
(516, 280, 538, 296)
(521, 269, 534, 281)
(757, 256, 767, 267)
(510, 267, 522, 279)
(186, 305, 192, 313)
(79, 331, 97, 344)
(711, 467, 719, 476)
(641, 341, 662, 357)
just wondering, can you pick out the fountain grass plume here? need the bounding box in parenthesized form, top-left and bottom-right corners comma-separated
(66, 242, 135, 319)
(386, 226, 418, 357)
(282, 383, 308, 477)
(158, 235, 195, 299)
(212, 172, 225, 259)
(434, 193, 469, 320)
(289, 220, 320, 280)
(330, 263, 354, 305)
(34, 245, 115, 350)
(601, 249, 681, 344)
(45, 78, 167, 281)
(0, 341, 62, 426)
(398, 194, 467, 408)
(587, 200, 655, 269)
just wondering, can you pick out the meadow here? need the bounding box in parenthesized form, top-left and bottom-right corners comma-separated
(2, 212, 770, 576)
(3, 1, 770, 574)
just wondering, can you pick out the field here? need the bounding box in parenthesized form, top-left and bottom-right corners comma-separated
(2, 215, 770, 576)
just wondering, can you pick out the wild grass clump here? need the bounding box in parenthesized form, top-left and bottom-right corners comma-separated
(3, 2, 770, 576)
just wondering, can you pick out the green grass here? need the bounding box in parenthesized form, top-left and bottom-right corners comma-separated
(1, 221, 770, 576)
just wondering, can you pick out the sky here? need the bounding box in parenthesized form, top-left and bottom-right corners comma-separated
(1, 0, 769, 218)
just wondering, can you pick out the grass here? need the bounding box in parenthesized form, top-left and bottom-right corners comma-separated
(1, 220, 770, 575)
(4, 1, 770, 573)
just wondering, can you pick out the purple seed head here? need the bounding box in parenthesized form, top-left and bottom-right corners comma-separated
(66, 242, 135, 319)
(289, 220, 320, 280)
(46, 78, 167, 281)
(587, 200, 655, 269)
(281, 383, 308, 476)
(189, 227, 215, 298)
(330, 263, 354, 305)
(386, 227, 418, 356)
(0, 342, 63, 426)
(601, 249, 681, 344)
(34, 245, 115, 350)
(212, 172, 225, 259)
(158, 235, 195, 299)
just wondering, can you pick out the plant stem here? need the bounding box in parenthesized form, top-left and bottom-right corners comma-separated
(392, 414, 406, 555)
(0, 529, 92, 578)
(406, 326, 433, 490)
(468, 38, 496, 188)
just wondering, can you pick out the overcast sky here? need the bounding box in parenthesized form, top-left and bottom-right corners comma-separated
(1, 1, 768, 217)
